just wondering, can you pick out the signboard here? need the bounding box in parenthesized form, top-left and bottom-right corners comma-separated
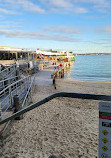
(99, 102, 111, 158)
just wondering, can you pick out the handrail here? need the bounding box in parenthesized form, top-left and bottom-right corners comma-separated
(1, 64, 16, 73)
(0, 64, 17, 80)
(0, 76, 30, 95)
(0, 92, 111, 125)
(0, 76, 18, 84)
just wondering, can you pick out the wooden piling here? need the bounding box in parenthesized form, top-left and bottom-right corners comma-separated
(13, 95, 23, 120)
(53, 76, 56, 89)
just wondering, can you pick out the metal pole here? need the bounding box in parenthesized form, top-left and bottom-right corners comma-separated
(7, 69, 8, 78)
(20, 81, 22, 94)
(9, 87, 12, 107)
(0, 102, 2, 121)
(29, 87, 32, 103)
(16, 83, 17, 95)
(27, 77, 30, 91)
(14, 64, 16, 76)
(3, 80, 4, 89)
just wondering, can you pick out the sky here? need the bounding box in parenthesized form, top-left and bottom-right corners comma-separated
(0, 0, 111, 53)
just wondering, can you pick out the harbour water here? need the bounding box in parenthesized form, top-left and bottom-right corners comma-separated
(65, 55, 111, 81)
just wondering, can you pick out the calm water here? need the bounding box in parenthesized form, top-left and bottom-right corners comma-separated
(65, 55, 111, 81)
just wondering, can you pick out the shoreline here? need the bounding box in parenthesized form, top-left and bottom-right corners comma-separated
(59, 77, 111, 83)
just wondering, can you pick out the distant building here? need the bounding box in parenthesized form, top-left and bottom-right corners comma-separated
(0, 46, 32, 60)
(32, 48, 75, 62)
(32, 49, 60, 60)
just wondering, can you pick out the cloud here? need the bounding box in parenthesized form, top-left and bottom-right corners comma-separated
(47, 0, 72, 8)
(103, 25, 111, 34)
(41, 26, 82, 34)
(100, 39, 111, 41)
(87, 41, 109, 45)
(0, 29, 79, 42)
(0, 8, 17, 14)
(74, 8, 88, 14)
(0, 20, 24, 29)
(4, 0, 45, 13)
(0, 0, 111, 15)
(40, 0, 88, 14)
(41, 0, 72, 8)
(95, 25, 111, 34)
(79, 0, 111, 13)
(40, 0, 111, 14)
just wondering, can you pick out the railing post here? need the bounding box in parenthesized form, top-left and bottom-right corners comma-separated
(0, 102, 2, 121)
(29, 85, 32, 103)
(16, 83, 17, 95)
(20, 81, 22, 93)
(14, 64, 16, 76)
(27, 77, 29, 90)
(13, 95, 23, 120)
(9, 87, 12, 107)
(16, 66, 19, 77)
(7, 68, 8, 78)
(24, 79, 26, 92)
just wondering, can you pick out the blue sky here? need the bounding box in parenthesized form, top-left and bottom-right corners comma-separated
(0, 0, 111, 53)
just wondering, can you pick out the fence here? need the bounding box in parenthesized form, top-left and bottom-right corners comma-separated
(0, 76, 31, 120)
(0, 92, 111, 125)
(0, 76, 20, 91)
(21, 76, 35, 109)
(0, 64, 17, 80)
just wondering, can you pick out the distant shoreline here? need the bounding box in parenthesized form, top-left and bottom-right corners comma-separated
(74, 53, 111, 55)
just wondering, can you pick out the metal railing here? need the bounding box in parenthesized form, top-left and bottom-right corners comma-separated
(0, 76, 31, 120)
(0, 76, 20, 91)
(0, 64, 17, 80)
(0, 92, 111, 125)
(21, 76, 35, 109)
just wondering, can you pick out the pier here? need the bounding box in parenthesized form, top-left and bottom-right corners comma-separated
(0, 47, 75, 135)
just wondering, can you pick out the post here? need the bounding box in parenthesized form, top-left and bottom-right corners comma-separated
(9, 87, 12, 107)
(29, 87, 32, 104)
(0, 102, 2, 121)
(59, 71, 61, 78)
(14, 64, 16, 76)
(7, 69, 8, 78)
(13, 95, 23, 120)
(16, 83, 17, 95)
(16, 66, 19, 77)
(24, 79, 26, 93)
(63, 69, 64, 77)
(61, 69, 64, 78)
(53, 76, 56, 89)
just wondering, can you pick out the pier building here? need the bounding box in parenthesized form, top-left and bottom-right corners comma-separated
(0, 46, 32, 66)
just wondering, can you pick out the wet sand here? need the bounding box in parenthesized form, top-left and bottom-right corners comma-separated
(1, 68, 111, 158)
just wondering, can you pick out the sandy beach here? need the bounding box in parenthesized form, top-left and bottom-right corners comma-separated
(1, 68, 111, 158)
